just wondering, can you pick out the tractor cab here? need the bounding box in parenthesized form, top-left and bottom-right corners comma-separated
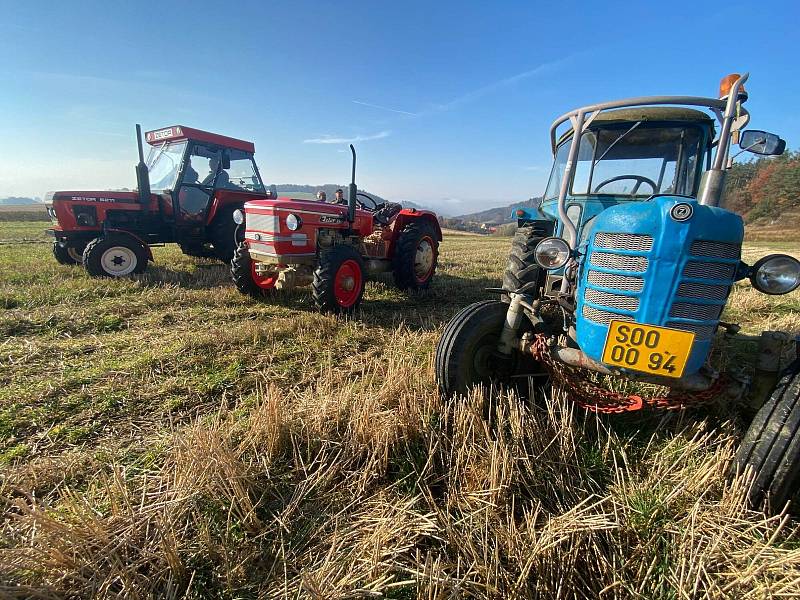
(143, 126, 267, 229)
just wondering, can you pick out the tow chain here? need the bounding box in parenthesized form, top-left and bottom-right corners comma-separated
(528, 334, 728, 413)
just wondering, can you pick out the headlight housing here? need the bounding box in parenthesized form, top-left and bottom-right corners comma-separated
(232, 209, 245, 225)
(750, 254, 800, 295)
(534, 237, 571, 270)
(285, 213, 302, 231)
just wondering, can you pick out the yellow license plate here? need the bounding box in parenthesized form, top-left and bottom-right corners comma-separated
(601, 321, 695, 378)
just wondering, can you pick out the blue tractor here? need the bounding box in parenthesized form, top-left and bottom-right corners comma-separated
(435, 73, 800, 512)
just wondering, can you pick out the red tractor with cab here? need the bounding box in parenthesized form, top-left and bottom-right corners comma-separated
(46, 125, 271, 277)
(231, 145, 442, 314)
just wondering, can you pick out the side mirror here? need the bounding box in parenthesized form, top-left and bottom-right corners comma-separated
(221, 151, 231, 170)
(739, 130, 786, 156)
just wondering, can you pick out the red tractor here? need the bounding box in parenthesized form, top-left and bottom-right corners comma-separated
(46, 125, 271, 277)
(230, 145, 442, 313)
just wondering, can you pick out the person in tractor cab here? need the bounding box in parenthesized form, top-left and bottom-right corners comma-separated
(202, 157, 230, 188)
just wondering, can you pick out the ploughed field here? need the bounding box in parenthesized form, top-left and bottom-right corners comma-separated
(1, 218, 800, 598)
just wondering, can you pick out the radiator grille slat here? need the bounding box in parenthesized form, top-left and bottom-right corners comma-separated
(683, 261, 736, 280)
(669, 302, 723, 320)
(594, 233, 653, 252)
(666, 322, 716, 340)
(585, 289, 640, 311)
(583, 306, 635, 325)
(690, 240, 740, 259)
(587, 270, 644, 292)
(245, 212, 279, 233)
(677, 281, 730, 301)
(589, 252, 648, 272)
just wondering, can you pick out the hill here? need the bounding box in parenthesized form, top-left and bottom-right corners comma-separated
(0, 196, 41, 205)
(454, 197, 541, 224)
(723, 150, 800, 223)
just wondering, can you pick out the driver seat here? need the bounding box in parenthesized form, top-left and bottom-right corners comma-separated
(372, 203, 402, 226)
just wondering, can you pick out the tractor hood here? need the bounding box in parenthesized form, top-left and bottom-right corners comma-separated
(47, 190, 145, 205)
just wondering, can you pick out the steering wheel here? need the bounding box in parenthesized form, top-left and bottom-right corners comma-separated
(592, 175, 658, 196)
(356, 192, 383, 211)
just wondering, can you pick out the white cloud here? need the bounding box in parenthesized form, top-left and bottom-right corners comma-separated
(303, 131, 391, 144)
(352, 100, 418, 117)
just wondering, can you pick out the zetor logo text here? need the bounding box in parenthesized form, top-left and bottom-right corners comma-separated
(147, 127, 178, 142)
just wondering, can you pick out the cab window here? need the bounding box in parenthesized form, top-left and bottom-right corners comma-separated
(227, 150, 265, 192)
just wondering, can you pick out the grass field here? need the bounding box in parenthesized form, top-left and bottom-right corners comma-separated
(1, 220, 800, 598)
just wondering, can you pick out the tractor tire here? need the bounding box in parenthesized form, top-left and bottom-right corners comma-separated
(82, 236, 148, 278)
(732, 365, 800, 513)
(180, 243, 216, 259)
(210, 208, 243, 263)
(392, 221, 439, 290)
(312, 245, 365, 314)
(501, 221, 554, 301)
(230, 242, 278, 298)
(435, 299, 547, 400)
(52, 241, 85, 265)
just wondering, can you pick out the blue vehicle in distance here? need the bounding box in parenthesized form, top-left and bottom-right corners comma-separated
(435, 73, 800, 513)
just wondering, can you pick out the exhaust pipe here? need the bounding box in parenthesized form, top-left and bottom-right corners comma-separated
(135, 124, 151, 210)
(348, 144, 357, 225)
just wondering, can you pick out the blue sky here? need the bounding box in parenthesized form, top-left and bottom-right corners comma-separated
(1, 0, 798, 214)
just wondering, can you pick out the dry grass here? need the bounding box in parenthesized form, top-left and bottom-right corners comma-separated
(1, 223, 800, 598)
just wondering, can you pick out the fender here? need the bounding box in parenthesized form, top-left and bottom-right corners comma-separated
(104, 228, 154, 261)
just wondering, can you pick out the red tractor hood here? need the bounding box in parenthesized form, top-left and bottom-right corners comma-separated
(48, 190, 146, 204)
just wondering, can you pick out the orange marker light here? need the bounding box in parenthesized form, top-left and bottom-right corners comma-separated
(719, 73, 746, 99)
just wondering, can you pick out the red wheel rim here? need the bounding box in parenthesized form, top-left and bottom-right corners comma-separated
(251, 261, 278, 289)
(334, 259, 363, 307)
(414, 236, 436, 283)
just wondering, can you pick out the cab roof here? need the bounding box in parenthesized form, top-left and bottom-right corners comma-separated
(556, 107, 715, 146)
(144, 125, 255, 153)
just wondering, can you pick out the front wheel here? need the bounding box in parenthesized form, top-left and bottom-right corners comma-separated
(312, 245, 365, 314)
(82, 236, 148, 278)
(435, 300, 546, 400)
(732, 365, 800, 513)
(392, 221, 439, 290)
(230, 242, 278, 298)
(52, 241, 85, 265)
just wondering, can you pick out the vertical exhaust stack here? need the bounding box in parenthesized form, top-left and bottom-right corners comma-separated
(348, 144, 357, 225)
(135, 124, 151, 211)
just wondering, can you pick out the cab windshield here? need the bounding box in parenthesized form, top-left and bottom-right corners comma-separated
(146, 141, 187, 191)
(544, 124, 703, 200)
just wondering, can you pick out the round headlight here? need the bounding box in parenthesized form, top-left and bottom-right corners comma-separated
(751, 254, 800, 295)
(285, 213, 302, 231)
(534, 237, 571, 270)
(232, 209, 245, 225)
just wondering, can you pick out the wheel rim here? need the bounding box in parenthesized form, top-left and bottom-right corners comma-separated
(334, 259, 363, 307)
(100, 246, 137, 276)
(414, 236, 435, 283)
(67, 247, 83, 263)
(250, 261, 278, 289)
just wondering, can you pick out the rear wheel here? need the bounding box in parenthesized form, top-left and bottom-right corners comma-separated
(52, 241, 85, 265)
(435, 300, 547, 400)
(83, 236, 148, 278)
(312, 245, 365, 314)
(210, 208, 243, 262)
(732, 365, 800, 513)
(502, 221, 553, 300)
(230, 242, 278, 297)
(392, 221, 439, 290)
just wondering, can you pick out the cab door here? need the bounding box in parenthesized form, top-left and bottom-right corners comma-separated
(175, 143, 222, 230)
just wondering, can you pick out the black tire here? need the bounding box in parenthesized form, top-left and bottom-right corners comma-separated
(312, 245, 365, 314)
(180, 243, 216, 259)
(210, 208, 243, 263)
(52, 241, 85, 265)
(501, 221, 554, 300)
(230, 242, 277, 298)
(83, 236, 148, 278)
(435, 300, 547, 400)
(732, 365, 800, 513)
(392, 221, 439, 290)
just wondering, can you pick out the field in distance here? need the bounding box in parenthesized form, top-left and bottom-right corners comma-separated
(1, 219, 800, 597)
